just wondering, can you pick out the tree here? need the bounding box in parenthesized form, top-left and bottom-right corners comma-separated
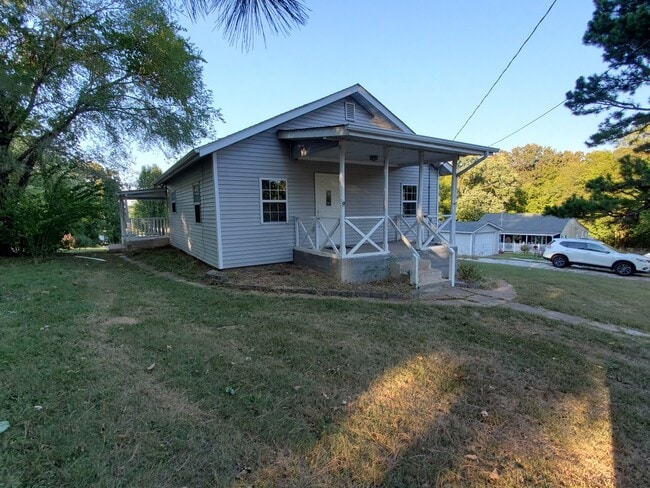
(0, 0, 219, 253)
(565, 0, 650, 148)
(551, 0, 650, 246)
(183, 0, 309, 50)
(131, 164, 167, 218)
(454, 153, 526, 221)
(546, 148, 650, 246)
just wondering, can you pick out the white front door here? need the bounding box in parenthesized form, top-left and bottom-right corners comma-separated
(315, 173, 341, 247)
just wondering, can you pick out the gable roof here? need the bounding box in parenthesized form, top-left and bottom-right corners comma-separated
(477, 213, 574, 235)
(155, 83, 499, 185)
(156, 84, 413, 184)
(440, 221, 502, 234)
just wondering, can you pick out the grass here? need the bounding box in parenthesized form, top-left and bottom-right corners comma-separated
(478, 252, 546, 262)
(1, 252, 649, 487)
(477, 262, 650, 332)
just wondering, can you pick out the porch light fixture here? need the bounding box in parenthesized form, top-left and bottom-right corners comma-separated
(369, 154, 378, 162)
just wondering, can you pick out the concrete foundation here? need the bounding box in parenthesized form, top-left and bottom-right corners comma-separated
(293, 249, 392, 284)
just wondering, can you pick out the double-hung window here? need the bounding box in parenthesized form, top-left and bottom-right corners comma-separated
(193, 183, 201, 223)
(260, 179, 287, 223)
(401, 184, 417, 217)
(171, 190, 177, 213)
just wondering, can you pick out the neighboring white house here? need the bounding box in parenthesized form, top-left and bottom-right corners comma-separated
(476, 213, 589, 252)
(439, 221, 502, 256)
(123, 84, 498, 286)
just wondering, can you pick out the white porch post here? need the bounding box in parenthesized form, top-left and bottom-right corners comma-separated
(339, 141, 347, 258)
(383, 147, 390, 252)
(450, 158, 459, 245)
(416, 150, 425, 249)
(449, 157, 459, 287)
(119, 195, 128, 244)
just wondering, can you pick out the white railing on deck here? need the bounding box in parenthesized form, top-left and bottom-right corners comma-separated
(295, 216, 389, 258)
(421, 218, 456, 287)
(127, 217, 169, 237)
(387, 217, 420, 288)
(345, 216, 385, 257)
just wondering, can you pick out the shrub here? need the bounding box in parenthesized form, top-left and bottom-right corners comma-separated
(12, 167, 102, 258)
(457, 261, 485, 284)
(520, 244, 530, 254)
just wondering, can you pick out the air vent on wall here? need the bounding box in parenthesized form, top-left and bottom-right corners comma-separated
(344, 102, 356, 121)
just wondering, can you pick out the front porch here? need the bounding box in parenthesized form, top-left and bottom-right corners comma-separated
(293, 214, 454, 287)
(279, 125, 498, 287)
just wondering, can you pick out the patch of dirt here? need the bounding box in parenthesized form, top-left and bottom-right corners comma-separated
(102, 316, 140, 326)
(209, 263, 415, 299)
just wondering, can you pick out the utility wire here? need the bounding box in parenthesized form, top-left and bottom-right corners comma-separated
(453, 0, 558, 141)
(490, 99, 566, 146)
(489, 37, 650, 147)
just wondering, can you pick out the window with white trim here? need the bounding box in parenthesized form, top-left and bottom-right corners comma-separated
(260, 179, 287, 223)
(171, 190, 177, 213)
(192, 183, 201, 223)
(402, 184, 417, 216)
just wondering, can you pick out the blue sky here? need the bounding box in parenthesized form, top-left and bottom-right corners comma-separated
(143, 0, 609, 172)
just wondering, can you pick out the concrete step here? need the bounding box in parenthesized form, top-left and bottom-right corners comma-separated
(392, 253, 448, 286)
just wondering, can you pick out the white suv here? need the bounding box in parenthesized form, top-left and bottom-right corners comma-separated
(542, 238, 650, 276)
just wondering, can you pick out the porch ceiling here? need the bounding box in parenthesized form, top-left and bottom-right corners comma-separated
(277, 125, 498, 168)
(118, 188, 167, 200)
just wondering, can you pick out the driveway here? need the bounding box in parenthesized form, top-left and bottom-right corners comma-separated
(471, 257, 650, 282)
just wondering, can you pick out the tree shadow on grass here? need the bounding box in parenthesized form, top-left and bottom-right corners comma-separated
(228, 306, 646, 487)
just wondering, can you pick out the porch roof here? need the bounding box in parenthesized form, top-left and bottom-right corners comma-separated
(117, 188, 167, 200)
(277, 125, 498, 168)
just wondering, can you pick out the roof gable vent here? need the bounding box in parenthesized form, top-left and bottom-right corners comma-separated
(344, 102, 356, 121)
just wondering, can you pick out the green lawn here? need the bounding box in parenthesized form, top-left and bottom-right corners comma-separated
(476, 262, 650, 332)
(1, 253, 649, 487)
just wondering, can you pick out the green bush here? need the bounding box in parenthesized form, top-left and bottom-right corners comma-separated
(12, 168, 102, 258)
(457, 261, 485, 284)
(520, 244, 530, 253)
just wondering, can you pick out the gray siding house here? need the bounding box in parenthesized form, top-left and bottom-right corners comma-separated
(147, 84, 497, 286)
(476, 213, 589, 252)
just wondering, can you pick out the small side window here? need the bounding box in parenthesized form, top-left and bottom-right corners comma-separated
(171, 190, 177, 213)
(193, 183, 201, 223)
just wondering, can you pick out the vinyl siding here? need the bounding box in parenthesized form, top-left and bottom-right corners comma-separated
(171, 97, 438, 269)
(166, 156, 219, 268)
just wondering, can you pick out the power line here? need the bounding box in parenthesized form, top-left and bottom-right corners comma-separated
(488, 37, 650, 147)
(490, 99, 566, 146)
(453, 0, 558, 141)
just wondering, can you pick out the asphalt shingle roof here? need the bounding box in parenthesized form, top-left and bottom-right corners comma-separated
(477, 213, 571, 235)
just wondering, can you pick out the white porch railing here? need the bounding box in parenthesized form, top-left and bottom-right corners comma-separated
(294, 216, 389, 258)
(387, 217, 420, 287)
(295, 215, 457, 288)
(421, 218, 456, 287)
(126, 217, 169, 237)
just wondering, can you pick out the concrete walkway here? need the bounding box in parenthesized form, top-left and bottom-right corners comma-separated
(420, 280, 650, 339)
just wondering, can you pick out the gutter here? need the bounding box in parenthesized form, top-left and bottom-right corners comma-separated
(153, 148, 200, 186)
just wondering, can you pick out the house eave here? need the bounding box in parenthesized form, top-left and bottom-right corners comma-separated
(153, 148, 200, 186)
(278, 125, 498, 165)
